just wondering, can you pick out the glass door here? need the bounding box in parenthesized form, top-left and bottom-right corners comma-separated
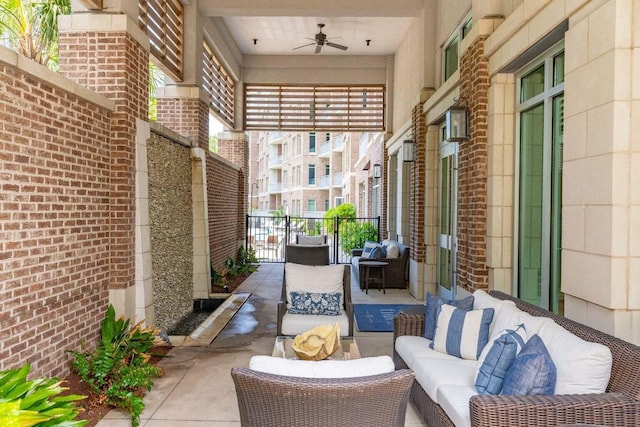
(515, 46, 564, 313)
(437, 140, 458, 300)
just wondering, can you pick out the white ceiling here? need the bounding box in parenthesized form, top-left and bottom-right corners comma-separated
(197, 0, 423, 56)
(222, 16, 414, 56)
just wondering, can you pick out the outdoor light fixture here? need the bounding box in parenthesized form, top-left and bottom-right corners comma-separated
(403, 139, 416, 162)
(445, 97, 470, 141)
(372, 163, 381, 179)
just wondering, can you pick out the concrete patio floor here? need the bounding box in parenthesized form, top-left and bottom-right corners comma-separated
(96, 263, 427, 426)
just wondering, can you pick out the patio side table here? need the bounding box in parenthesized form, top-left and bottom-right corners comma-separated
(359, 261, 388, 294)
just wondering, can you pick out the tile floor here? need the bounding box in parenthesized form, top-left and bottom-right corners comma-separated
(96, 263, 427, 426)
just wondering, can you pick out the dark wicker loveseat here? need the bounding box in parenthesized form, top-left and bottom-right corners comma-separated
(393, 290, 640, 427)
(351, 239, 409, 289)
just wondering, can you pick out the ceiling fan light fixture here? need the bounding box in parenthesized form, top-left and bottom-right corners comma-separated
(292, 23, 349, 53)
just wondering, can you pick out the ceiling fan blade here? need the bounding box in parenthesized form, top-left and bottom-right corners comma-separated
(315, 44, 322, 54)
(292, 42, 316, 51)
(326, 41, 348, 51)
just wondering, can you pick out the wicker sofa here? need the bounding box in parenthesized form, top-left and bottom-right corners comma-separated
(351, 239, 409, 289)
(393, 290, 640, 427)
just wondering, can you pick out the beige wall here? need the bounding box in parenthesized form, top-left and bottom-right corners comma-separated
(484, 0, 640, 344)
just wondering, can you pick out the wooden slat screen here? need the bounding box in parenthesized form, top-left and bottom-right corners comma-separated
(139, 0, 183, 81)
(203, 42, 235, 128)
(244, 84, 385, 131)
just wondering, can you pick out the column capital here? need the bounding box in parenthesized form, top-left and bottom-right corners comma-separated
(59, 13, 149, 51)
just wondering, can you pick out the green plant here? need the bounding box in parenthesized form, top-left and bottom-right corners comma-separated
(0, 363, 87, 426)
(339, 220, 378, 255)
(68, 305, 163, 427)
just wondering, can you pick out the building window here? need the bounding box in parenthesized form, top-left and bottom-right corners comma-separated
(308, 164, 316, 185)
(139, 0, 183, 81)
(443, 36, 459, 81)
(308, 199, 316, 212)
(516, 45, 564, 313)
(461, 17, 473, 40)
(309, 132, 316, 153)
(325, 132, 331, 142)
(203, 41, 235, 128)
(325, 164, 330, 176)
(325, 199, 329, 211)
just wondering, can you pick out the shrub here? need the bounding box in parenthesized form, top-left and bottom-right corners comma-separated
(0, 363, 87, 426)
(68, 305, 164, 427)
(339, 220, 378, 255)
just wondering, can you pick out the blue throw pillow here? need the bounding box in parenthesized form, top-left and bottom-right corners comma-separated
(361, 241, 378, 259)
(288, 291, 342, 315)
(475, 324, 527, 395)
(502, 334, 556, 395)
(369, 244, 387, 259)
(424, 293, 474, 340)
(430, 305, 494, 360)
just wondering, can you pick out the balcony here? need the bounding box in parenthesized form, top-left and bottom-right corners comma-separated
(318, 140, 331, 157)
(268, 156, 283, 168)
(333, 133, 345, 151)
(268, 182, 282, 193)
(317, 175, 330, 188)
(333, 172, 343, 187)
(268, 132, 283, 144)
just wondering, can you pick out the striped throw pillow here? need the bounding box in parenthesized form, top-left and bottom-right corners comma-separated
(361, 241, 378, 259)
(431, 304, 494, 360)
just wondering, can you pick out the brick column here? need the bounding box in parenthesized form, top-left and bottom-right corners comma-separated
(217, 131, 249, 240)
(156, 86, 210, 151)
(456, 36, 490, 292)
(410, 104, 427, 265)
(58, 15, 149, 299)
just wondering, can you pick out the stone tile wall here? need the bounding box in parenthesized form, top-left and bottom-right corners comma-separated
(147, 133, 193, 331)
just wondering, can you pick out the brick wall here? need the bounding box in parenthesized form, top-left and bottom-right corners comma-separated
(157, 96, 209, 151)
(207, 153, 246, 272)
(59, 31, 148, 291)
(456, 37, 490, 292)
(0, 60, 112, 378)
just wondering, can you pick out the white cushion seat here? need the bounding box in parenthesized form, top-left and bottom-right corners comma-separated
(249, 355, 395, 378)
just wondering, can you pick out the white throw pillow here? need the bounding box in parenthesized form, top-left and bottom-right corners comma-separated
(285, 263, 344, 308)
(385, 242, 400, 258)
(431, 304, 494, 360)
(297, 235, 325, 245)
(249, 355, 395, 378)
(537, 321, 612, 394)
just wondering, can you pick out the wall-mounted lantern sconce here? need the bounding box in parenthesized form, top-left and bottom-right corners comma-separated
(372, 163, 382, 179)
(445, 97, 470, 141)
(403, 139, 416, 162)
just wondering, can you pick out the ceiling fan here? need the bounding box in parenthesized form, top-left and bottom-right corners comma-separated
(292, 23, 348, 54)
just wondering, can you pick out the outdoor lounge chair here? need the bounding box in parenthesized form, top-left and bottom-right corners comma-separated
(231, 368, 415, 427)
(277, 263, 354, 336)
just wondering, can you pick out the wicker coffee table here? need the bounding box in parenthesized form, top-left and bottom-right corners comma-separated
(272, 336, 361, 360)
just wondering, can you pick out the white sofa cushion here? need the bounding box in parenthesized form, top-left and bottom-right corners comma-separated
(385, 241, 400, 258)
(537, 321, 612, 394)
(472, 290, 516, 335)
(490, 303, 552, 339)
(285, 263, 344, 307)
(281, 310, 351, 337)
(395, 335, 461, 368)
(437, 384, 476, 427)
(249, 355, 395, 378)
(412, 357, 478, 403)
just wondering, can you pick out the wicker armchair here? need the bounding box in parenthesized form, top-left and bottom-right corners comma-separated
(231, 368, 415, 427)
(392, 290, 640, 427)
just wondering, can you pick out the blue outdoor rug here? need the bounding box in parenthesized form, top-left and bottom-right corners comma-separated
(354, 304, 424, 332)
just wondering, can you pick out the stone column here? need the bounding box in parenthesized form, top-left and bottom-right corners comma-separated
(562, 0, 640, 342)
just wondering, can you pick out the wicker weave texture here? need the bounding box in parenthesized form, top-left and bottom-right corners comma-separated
(393, 292, 640, 427)
(231, 368, 415, 427)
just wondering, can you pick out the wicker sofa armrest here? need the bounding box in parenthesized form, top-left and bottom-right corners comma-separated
(393, 312, 425, 340)
(470, 392, 640, 427)
(351, 249, 363, 257)
(276, 300, 287, 336)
